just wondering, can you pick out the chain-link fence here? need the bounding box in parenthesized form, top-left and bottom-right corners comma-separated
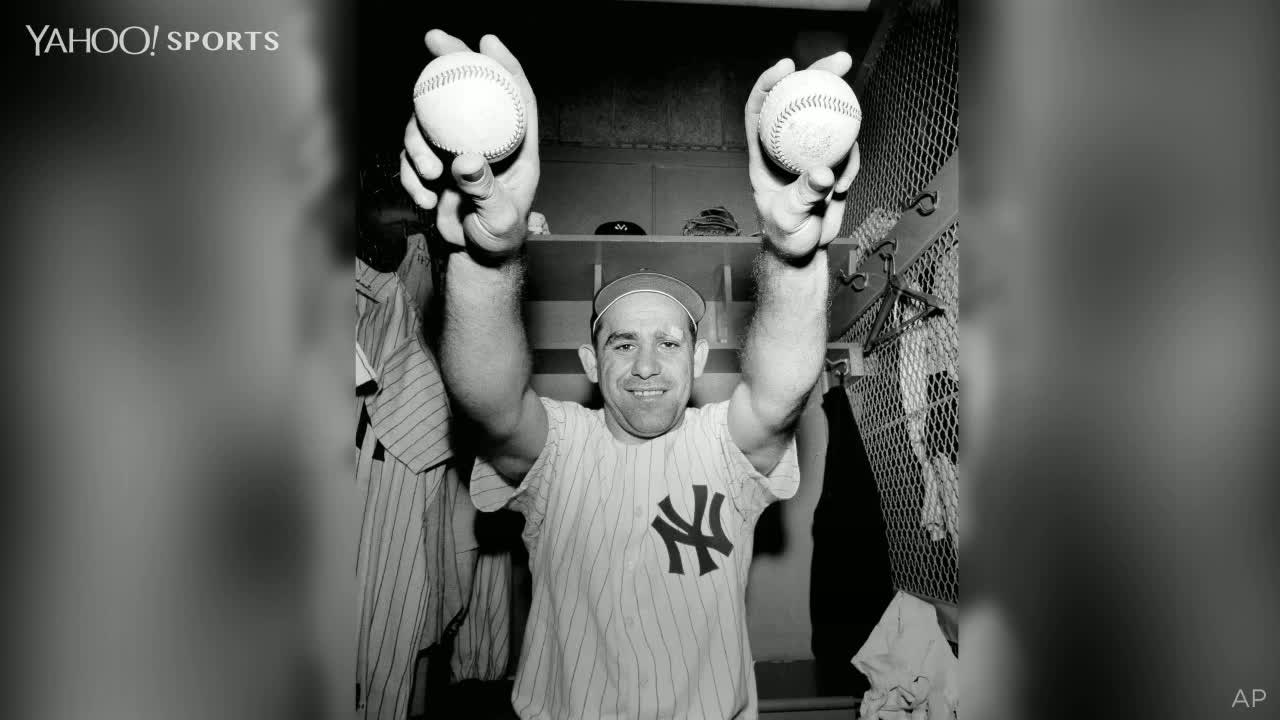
(842, 224, 958, 604)
(841, 0, 958, 237)
(838, 0, 959, 606)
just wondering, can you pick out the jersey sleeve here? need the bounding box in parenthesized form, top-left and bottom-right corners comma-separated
(704, 399, 801, 519)
(468, 397, 569, 540)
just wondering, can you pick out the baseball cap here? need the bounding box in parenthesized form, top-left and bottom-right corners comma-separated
(595, 220, 647, 235)
(590, 271, 706, 337)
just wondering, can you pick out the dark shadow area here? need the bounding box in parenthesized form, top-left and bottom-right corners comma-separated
(413, 677, 520, 719)
(752, 501, 786, 556)
(357, 2, 884, 162)
(810, 387, 894, 694)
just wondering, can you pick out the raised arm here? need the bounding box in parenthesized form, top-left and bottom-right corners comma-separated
(400, 30, 546, 481)
(728, 53, 861, 474)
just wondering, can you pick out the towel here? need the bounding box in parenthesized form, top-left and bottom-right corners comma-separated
(852, 591, 959, 719)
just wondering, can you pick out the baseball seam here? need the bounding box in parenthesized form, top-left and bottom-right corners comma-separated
(412, 64, 527, 160)
(768, 93, 861, 174)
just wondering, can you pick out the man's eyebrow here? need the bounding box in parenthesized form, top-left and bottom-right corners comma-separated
(605, 331, 638, 344)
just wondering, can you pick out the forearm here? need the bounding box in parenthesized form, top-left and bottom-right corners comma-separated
(740, 247, 830, 431)
(441, 250, 535, 439)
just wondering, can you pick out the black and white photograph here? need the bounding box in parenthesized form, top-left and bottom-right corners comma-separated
(356, 1, 957, 717)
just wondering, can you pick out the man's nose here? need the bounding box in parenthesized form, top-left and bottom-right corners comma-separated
(632, 346, 660, 379)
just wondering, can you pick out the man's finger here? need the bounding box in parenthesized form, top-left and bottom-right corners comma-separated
(794, 167, 835, 206)
(425, 29, 470, 57)
(806, 51, 853, 77)
(478, 34, 527, 86)
(745, 111, 765, 169)
(744, 58, 796, 117)
(399, 151, 437, 210)
(403, 117, 442, 181)
(745, 58, 795, 171)
(434, 189, 466, 247)
(455, 151, 494, 196)
(819, 195, 847, 246)
(835, 142, 861, 194)
(779, 166, 836, 222)
(451, 153, 523, 248)
(453, 153, 506, 226)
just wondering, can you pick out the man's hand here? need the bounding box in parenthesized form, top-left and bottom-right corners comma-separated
(399, 30, 540, 262)
(745, 53, 861, 262)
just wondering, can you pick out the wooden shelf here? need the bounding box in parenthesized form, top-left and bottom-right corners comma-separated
(524, 234, 864, 303)
(524, 299, 755, 350)
(521, 235, 867, 374)
(532, 348, 743, 375)
(531, 345, 859, 376)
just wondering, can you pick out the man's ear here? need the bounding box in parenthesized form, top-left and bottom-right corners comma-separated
(692, 338, 710, 379)
(578, 344, 599, 383)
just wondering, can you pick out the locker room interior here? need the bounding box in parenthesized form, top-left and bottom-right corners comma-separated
(356, 1, 958, 717)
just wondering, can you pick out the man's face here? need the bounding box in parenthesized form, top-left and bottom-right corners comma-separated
(579, 293, 709, 441)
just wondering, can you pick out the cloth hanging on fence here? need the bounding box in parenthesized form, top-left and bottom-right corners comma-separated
(899, 310, 943, 544)
(354, 260, 511, 720)
(811, 386, 896, 693)
(925, 373, 958, 463)
(923, 371, 959, 548)
(898, 248, 959, 545)
(852, 591, 958, 720)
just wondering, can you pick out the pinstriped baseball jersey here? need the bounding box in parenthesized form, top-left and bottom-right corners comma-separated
(470, 397, 800, 720)
(356, 259, 455, 719)
(355, 259, 451, 720)
(355, 259, 511, 719)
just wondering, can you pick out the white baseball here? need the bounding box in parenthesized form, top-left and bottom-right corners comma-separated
(412, 51, 527, 163)
(758, 69, 862, 175)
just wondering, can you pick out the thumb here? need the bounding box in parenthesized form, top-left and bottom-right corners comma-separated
(786, 167, 835, 214)
(776, 167, 835, 231)
(450, 152, 521, 252)
(451, 152, 501, 206)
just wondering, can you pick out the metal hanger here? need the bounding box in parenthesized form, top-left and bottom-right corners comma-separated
(845, 238, 947, 356)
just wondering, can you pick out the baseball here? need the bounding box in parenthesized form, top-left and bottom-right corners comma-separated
(758, 69, 861, 175)
(412, 51, 527, 163)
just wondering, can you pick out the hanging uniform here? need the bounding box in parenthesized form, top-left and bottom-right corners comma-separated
(354, 258, 510, 720)
(392, 232, 514, 688)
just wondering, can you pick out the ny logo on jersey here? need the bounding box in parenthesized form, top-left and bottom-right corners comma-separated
(651, 484, 734, 576)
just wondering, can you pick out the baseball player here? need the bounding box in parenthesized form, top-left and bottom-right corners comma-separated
(400, 29, 860, 720)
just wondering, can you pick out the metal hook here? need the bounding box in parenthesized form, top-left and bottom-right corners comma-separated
(824, 358, 850, 378)
(906, 190, 938, 216)
(837, 269, 871, 290)
(870, 237, 899, 258)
